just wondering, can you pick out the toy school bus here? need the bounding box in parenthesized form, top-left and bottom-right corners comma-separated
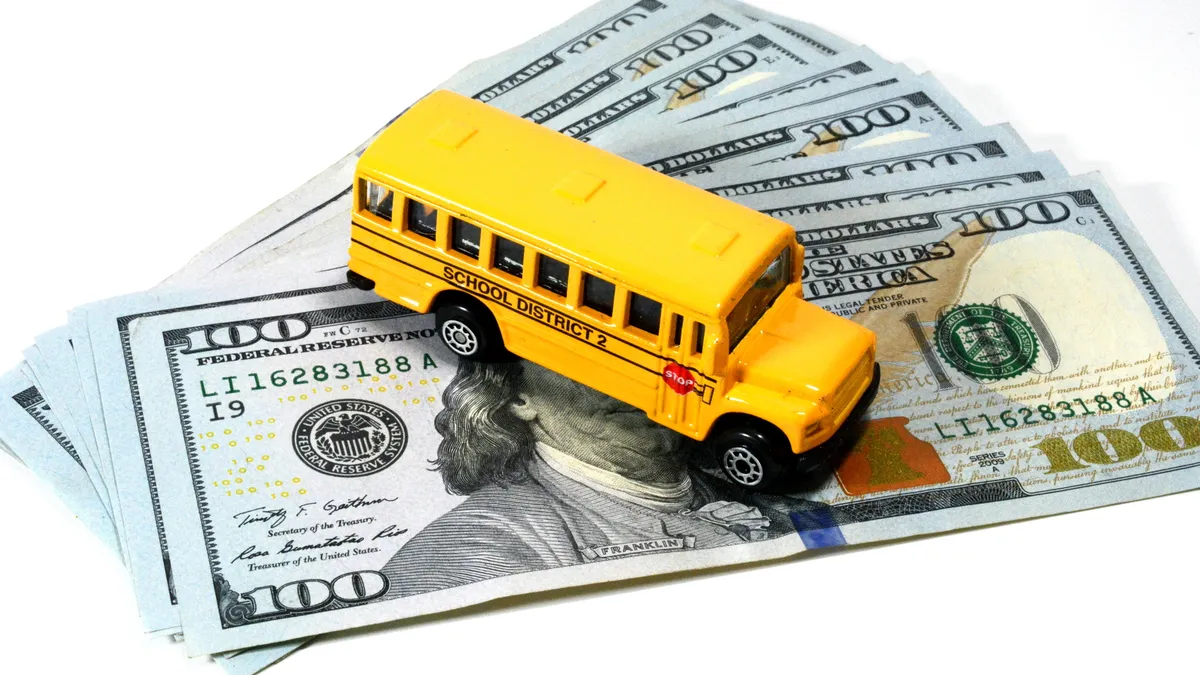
(346, 90, 879, 490)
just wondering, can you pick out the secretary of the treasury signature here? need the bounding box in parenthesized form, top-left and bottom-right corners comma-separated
(233, 492, 400, 531)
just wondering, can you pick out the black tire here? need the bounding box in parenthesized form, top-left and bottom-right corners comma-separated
(346, 270, 375, 291)
(434, 297, 510, 361)
(712, 423, 790, 492)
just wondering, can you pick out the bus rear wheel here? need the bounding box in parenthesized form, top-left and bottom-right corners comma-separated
(434, 297, 510, 362)
(712, 423, 789, 492)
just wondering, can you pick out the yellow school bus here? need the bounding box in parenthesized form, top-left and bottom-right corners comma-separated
(346, 90, 878, 490)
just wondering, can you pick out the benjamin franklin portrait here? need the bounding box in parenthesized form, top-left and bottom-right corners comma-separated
(381, 359, 816, 596)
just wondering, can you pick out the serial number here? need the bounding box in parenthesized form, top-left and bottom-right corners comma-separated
(200, 355, 439, 396)
(936, 388, 1156, 439)
(197, 356, 441, 422)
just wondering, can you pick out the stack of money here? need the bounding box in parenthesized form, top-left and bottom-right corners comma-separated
(2, 1, 1198, 673)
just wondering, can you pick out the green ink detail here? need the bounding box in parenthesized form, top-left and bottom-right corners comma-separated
(934, 304, 1040, 381)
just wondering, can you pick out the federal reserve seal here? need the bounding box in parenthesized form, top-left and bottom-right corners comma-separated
(292, 399, 407, 477)
(935, 304, 1040, 381)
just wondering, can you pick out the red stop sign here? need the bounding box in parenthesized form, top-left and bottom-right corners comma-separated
(662, 363, 697, 395)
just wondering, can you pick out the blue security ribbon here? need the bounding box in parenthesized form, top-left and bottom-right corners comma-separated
(789, 506, 846, 549)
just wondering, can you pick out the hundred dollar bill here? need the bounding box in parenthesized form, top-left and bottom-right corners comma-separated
(12, 341, 305, 669)
(23, 335, 116, 521)
(726, 0, 856, 55)
(682, 63, 916, 135)
(219, 197, 356, 279)
(731, 152, 1067, 218)
(32, 335, 113, 504)
(659, 61, 913, 148)
(450, 0, 683, 106)
(596, 60, 913, 162)
(498, 0, 753, 122)
(774, 173, 1200, 541)
(67, 312, 133, 555)
(623, 73, 981, 175)
(672, 47, 900, 126)
(685, 124, 1031, 198)
(0, 369, 121, 553)
(552, 25, 829, 146)
(80, 272, 348, 634)
(115, 282, 809, 654)
(39, 310, 313, 661)
(163, 151, 361, 287)
(20, 341, 132, 562)
(104, 172, 1200, 656)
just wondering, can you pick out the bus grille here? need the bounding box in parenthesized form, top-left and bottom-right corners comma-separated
(832, 352, 872, 417)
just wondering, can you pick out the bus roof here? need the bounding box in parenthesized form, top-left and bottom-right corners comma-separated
(358, 90, 794, 318)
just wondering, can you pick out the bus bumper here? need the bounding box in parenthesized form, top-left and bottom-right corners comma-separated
(792, 363, 881, 478)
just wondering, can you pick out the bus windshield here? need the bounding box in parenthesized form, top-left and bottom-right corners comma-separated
(727, 246, 791, 350)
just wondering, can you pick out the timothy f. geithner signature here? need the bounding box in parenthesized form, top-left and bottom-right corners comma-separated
(232, 507, 288, 530)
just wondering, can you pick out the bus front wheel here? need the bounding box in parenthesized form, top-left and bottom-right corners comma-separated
(346, 270, 375, 291)
(434, 297, 510, 362)
(712, 424, 789, 492)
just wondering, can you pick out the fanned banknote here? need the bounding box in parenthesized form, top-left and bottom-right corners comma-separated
(0, 370, 119, 553)
(721, 151, 1068, 217)
(670, 47, 900, 125)
(496, 0, 754, 121)
(619, 73, 981, 175)
(23, 333, 117, 521)
(685, 124, 1031, 198)
(3, 0, 1198, 672)
(551, 24, 833, 146)
(448, 0, 686, 105)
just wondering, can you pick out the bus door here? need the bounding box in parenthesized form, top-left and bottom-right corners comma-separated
(655, 312, 706, 433)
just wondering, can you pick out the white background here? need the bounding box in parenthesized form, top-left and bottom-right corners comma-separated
(1, 0, 1199, 672)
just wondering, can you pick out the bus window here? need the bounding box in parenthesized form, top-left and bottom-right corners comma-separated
(669, 314, 684, 349)
(582, 274, 615, 317)
(537, 255, 569, 297)
(407, 200, 438, 240)
(693, 322, 706, 354)
(727, 247, 791, 349)
(628, 292, 662, 336)
(362, 180, 393, 221)
(451, 218, 481, 259)
(493, 236, 525, 277)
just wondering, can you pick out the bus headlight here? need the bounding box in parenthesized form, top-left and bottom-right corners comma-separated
(805, 404, 832, 437)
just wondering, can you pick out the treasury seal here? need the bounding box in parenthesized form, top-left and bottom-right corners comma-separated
(292, 399, 407, 477)
(935, 304, 1040, 381)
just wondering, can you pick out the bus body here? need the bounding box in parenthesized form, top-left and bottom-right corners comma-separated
(346, 90, 878, 488)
